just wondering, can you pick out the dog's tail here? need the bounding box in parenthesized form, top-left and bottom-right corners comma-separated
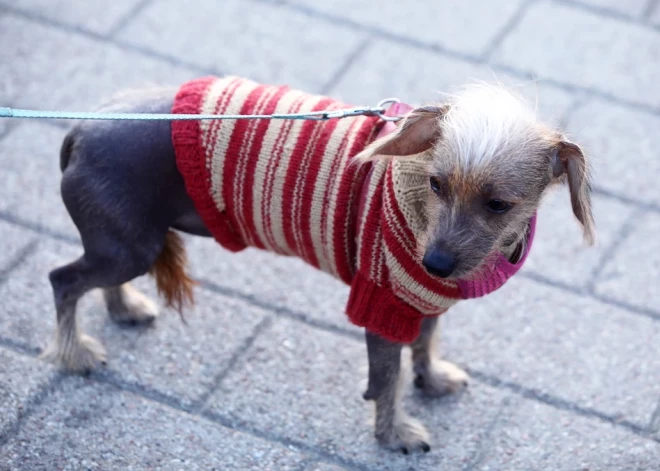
(149, 230, 196, 318)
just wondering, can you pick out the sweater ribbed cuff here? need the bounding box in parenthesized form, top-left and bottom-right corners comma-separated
(346, 272, 425, 344)
(171, 77, 246, 253)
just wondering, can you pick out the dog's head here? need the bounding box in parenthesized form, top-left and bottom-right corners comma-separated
(356, 83, 595, 279)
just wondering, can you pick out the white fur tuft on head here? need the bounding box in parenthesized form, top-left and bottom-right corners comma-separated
(438, 82, 544, 170)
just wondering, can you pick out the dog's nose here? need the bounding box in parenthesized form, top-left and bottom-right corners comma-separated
(422, 249, 457, 278)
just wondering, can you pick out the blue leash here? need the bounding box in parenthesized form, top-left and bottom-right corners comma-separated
(0, 98, 403, 122)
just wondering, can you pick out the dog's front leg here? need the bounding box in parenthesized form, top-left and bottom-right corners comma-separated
(363, 331, 430, 454)
(411, 316, 469, 397)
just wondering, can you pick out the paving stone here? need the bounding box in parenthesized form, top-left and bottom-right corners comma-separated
(476, 396, 660, 470)
(303, 463, 350, 471)
(0, 348, 56, 436)
(0, 221, 38, 272)
(569, 0, 649, 18)
(288, 0, 527, 57)
(441, 277, 660, 427)
(0, 237, 270, 406)
(1, 377, 306, 470)
(652, 4, 660, 25)
(522, 190, 633, 288)
(494, 1, 660, 108)
(207, 318, 514, 470)
(593, 211, 660, 313)
(0, 122, 78, 238)
(116, 0, 366, 92)
(567, 98, 660, 205)
(1, 0, 147, 34)
(185, 236, 357, 334)
(0, 14, 197, 112)
(330, 39, 575, 126)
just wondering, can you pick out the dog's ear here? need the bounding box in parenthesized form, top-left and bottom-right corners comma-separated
(354, 105, 448, 162)
(552, 140, 596, 246)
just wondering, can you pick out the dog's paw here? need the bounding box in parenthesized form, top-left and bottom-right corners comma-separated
(107, 284, 159, 326)
(414, 359, 469, 397)
(41, 333, 107, 374)
(377, 414, 431, 454)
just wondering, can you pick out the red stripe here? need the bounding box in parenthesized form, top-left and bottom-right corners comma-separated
(281, 97, 335, 262)
(171, 77, 245, 252)
(240, 85, 290, 249)
(221, 84, 268, 239)
(334, 116, 382, 283)
(261, 94, 306, 251)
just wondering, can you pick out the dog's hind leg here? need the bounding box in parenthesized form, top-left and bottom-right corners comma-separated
(104, 283, 159, 326)
(363, 331, 431, 454)
(410, 316, 469, 397)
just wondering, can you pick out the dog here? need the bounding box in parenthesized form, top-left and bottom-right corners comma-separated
(41, 75, 595, 454)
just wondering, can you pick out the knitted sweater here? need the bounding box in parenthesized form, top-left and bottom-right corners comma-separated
(171, 76, 536, 343)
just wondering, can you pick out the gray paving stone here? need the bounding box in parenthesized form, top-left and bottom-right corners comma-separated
(329, 39, 575, 126)
(116, 0, 366, 92)
(567, 98, 660, 205)
(476, 396, 660, 470)
(0, 221, 38, 272)
(303, 463, 350, 471)
(207, 317, 514, 470)
(522, 190, 633, 288)
(0, 14, 197, 111)
(0, 122, 78, 238)
(568, 0, 649, 17)
(1, 0, 147, 34)
(0, 348, 56, 436)
(441, 278, 660, 427)
(494, 1, 660, 108)
(185, 236, 356, 334)
(593, 211, 660, 313)
(1, 377, 306, 471)
(0, 237, 271, 406)
(652, 3, 660, 25)
(288, 0, 527, 57)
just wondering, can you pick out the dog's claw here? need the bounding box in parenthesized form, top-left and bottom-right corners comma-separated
(421, 443, 431, 453)
(414, 374, 425, 389)
(401, 447, 409, 455)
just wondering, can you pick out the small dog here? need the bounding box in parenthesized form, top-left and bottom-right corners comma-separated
(42, 76, 595, 454)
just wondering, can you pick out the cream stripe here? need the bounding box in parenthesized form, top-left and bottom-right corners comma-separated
(204, 79, 261, 214)
(384, 246, 458, 311)
(251, 90, 306, 250)
(233, 86, 279, 245)
(354, 159, 388, 275)
(309, 116, 356, 275)
(268, 95, 324, 254)
(200, 77, 239, 155)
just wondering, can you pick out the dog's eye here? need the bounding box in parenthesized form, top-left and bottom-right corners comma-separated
(429, 176, 442, 194)
(486, 199, 511, 214)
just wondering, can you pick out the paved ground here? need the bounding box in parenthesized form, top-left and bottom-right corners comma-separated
(0, 0, 659, 469)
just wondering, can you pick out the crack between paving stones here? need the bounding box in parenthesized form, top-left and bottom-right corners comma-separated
(480, 0, 537, 62)
(320, 36, 372, 96)
(644, 0, 660, 18)
(649, 398, 660, 433)
(0, 373, 65, 449)
(584, 207, 646, 294)
(555, 0, 646, 22)
(467, 368, 660, 444)
(0, 239, 39, 283)
(105, 0, 155, 39)
(193, 315, 274, 413)
(462, 395, 516, 471)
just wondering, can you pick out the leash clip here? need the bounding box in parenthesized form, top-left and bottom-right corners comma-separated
(375, 98, 404, 122)
(0, 107, 12, 118)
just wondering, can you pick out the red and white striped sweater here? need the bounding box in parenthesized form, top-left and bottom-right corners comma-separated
(171, 76, 535, 343)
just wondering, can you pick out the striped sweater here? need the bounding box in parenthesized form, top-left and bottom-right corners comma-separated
(171, 76, 535, 343)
